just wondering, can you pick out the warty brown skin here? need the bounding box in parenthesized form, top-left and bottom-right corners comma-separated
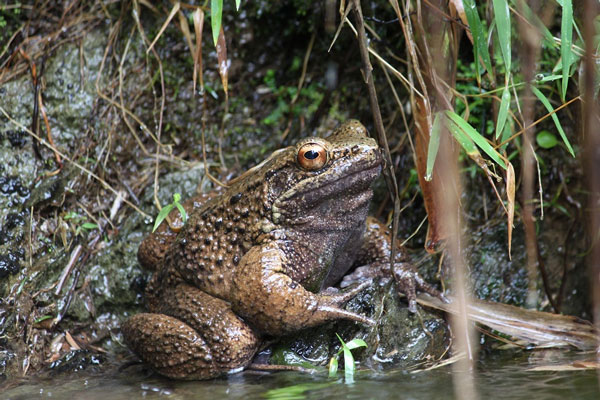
(122, 120, 441, 380)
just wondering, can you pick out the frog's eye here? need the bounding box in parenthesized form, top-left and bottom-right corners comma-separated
(297, 142, 328, 170)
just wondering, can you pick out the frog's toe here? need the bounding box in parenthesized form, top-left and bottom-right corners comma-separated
(340, 265, 385, 288)
(328, 280, 372, 304)
(413, 272, 447, 303)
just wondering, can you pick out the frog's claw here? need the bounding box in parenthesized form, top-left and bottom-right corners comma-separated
(392, 261, 446, 313)
(326, 280, 371, 304)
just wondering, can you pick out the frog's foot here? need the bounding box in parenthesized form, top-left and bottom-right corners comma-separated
(392, 261, 445, 313)
(319, 280, 375, 326)
(340, 262, 445, 313)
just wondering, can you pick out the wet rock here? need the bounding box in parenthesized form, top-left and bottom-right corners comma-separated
(271, 281, 450, 370)
(49, 349, 106, 374)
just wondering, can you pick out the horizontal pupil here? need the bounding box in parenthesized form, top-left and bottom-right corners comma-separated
(304, 150, 319, 160)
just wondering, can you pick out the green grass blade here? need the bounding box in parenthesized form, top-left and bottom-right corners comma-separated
(328, 356, 338, 377)
(425, 112, 443, 182)
(446, 111, 507, 169)
(492, 0, 511, 74)
(211, 0, 223, 46)
(345, 338, 368, 350)
(538, 74, 561, 83)
(560, 0, 573, 101)
(495, 86, 511, 139)
(531, 86, 575, 156)
(175, 202, 187, 223)
(153, 204, 174, 232)
(463, 0, 495, 82)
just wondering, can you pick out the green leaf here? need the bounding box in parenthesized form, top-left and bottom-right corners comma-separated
(560, 0, 573, 101)
(175, 202, 187, 223)
(64, 212, 80, 221)
(425, 112, 443, 182)
(235, 0, 241, 11)
(531, 86, 575, 156)
(446, 111, 508, 169)
(328, 356, 338, 377)
(463, 0, 495, 82)
(536, 130, 559, 149)
(446, 117, 478, 155)
(153, 204, 175, 233)
(492, 0, 511, 74)
(34, 315, 53, 324)
(344, 338, 368, 350)
(211, 0, 223, 46)
(336, 334, 355, 383)
(537, 74, 562, 83)
(17, 275, 28, 295)
(80, 222, 98, 230)
(495, 86, 511, 139)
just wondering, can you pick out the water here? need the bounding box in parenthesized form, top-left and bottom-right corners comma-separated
(2, 351, 598, 399)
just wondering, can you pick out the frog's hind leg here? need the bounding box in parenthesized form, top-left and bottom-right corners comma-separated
(122, 285, 260, 380)
(123, 312, 218, 379)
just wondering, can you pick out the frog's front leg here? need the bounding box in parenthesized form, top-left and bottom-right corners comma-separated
(342, 217, 444, 312)
(231, 242, 375, 336)
(122, 284, 260, 380)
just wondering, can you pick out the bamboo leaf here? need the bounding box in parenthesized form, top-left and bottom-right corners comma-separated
(492, 0, 511, 74)
(211, 0, 223, 46)
(531, 86, 575, 156)
(446, 111, 507, 169)
(446, 116, 479, 156)
(425, 112, 443, 182)
(495, 86, 511, 139)
(463, 0, 495, 82)
(561, 0, 573, 101)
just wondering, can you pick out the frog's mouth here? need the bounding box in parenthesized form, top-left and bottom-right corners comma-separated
(273, 151, 383, 217)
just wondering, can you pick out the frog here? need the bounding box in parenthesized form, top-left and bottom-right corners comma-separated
(122, 120, 442, 380)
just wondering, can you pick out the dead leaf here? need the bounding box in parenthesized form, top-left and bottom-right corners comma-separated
(449, 0, 472, 43)
(529, 362, 599, 371)
(193, 8, 205, 93)
(506, 161, 515, 259)
(65, 331, 81, 350)
(177, 9, 194, 67)
(216, 26, 228, 96)
(146, 1, 181, 54)
(418, 293, 600, 350)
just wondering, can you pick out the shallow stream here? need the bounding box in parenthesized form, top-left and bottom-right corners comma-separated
(3, 351, 598, 399)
